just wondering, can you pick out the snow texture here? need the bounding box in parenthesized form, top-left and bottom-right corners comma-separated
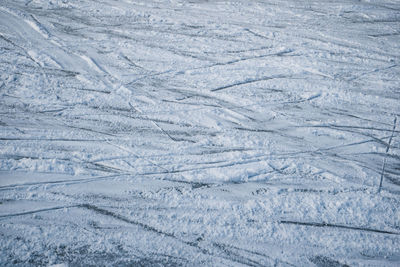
(1, 0, 400, 266)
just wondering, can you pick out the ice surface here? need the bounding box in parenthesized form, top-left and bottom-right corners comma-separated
(1, 0, 399, 265)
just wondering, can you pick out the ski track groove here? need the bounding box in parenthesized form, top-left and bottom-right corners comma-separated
(78, 204, 283, 267)
(279, 220, 400, 236)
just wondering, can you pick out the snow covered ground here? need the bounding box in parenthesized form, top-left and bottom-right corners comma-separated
(1, 0, 400, 265)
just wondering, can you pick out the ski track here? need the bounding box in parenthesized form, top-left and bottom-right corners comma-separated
(1, 0, 400, 266)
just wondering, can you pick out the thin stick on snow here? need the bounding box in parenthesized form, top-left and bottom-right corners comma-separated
(378, 116, 397, 193)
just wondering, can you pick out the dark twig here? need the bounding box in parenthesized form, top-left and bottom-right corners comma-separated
(378, 116, 397, 193)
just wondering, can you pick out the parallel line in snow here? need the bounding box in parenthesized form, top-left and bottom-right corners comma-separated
(211, 75, 288, 92)
(279, 220, 400, 235)
(0, 205, 79, 218)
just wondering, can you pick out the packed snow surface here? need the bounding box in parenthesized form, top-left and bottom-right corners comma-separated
(1, 0, 400, 265)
